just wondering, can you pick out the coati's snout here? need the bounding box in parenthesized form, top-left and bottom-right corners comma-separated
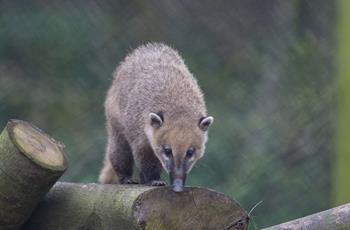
(171, 176, 186, 192)
(146, 112, 214, 192)
(163, 145, 190, 193)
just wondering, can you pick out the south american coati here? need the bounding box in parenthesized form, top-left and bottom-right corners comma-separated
(98, 43, 213, 192)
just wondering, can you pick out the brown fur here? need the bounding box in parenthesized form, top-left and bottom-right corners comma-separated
(99, 43, 213, 187)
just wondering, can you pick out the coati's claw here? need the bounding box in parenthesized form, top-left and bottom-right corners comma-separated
(121, 178, 139, 184)
(151, 180, 167, 186)
(126, 180, 139, 184)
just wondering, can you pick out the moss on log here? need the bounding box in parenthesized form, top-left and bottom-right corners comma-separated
(262, 203, 350, 230)
(0, 120, 68, 229)
(23, 182, 249, 230)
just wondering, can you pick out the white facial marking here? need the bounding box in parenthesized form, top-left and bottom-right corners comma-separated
(149, 112, 163, 127)
(199, 116, 214, 131)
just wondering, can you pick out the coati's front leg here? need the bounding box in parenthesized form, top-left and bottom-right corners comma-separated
(134, 144, 166, 186)
(100, 124, 137, 184)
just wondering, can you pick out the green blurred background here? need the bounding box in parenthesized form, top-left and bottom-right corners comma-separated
(1, 0, 349, 228)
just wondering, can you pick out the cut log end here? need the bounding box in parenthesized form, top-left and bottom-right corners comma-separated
(7, 119, 68, 171)
(135, 186, 249, 229)
(0, 120, 68, 229)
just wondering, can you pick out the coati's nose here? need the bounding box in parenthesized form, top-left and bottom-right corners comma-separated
(172, 179, 184, 192)
(170, 167, 187, 192)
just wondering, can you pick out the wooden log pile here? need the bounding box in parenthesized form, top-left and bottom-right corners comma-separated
(2, 119, 348, 229)
(0, 120, 249, 230)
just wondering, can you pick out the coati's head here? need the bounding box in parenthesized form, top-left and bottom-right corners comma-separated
(145, 112, 214, 192)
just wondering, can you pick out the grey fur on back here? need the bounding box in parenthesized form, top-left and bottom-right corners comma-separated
(105, 43, 207, 145)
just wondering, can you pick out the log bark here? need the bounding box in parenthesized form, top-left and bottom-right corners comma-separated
(23, 182, 249, 230)
(0, 120, 68, 229)
(262, 203, 350, 230)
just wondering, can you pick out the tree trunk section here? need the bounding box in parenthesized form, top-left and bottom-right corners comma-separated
(23, 182, 249, 230)
(262, 203, 350, 230)
(0, 119, 68, 229)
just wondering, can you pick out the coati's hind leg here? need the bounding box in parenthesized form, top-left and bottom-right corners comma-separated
(134, 144, 166, 186)
(99, 157, 117, 184)
(99, 124, 137, 184)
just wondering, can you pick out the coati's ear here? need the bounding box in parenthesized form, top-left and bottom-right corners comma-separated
(199, 116, 214, 131)
(149, 112, 163, 128)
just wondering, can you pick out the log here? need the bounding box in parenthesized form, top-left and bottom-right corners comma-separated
(262, 203, 350, 230)
(23, 182, 249, 230)
(0, 120, 68, 229)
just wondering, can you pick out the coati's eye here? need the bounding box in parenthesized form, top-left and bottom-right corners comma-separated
(186, 148, 195, 158)
(163, 146, 173, 157)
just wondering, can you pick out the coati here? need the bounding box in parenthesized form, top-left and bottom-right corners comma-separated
(98, 43, 213, 192)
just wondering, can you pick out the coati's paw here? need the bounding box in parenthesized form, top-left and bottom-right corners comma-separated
(150, 180, 167, 186)
(120, 178, 139, 184)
